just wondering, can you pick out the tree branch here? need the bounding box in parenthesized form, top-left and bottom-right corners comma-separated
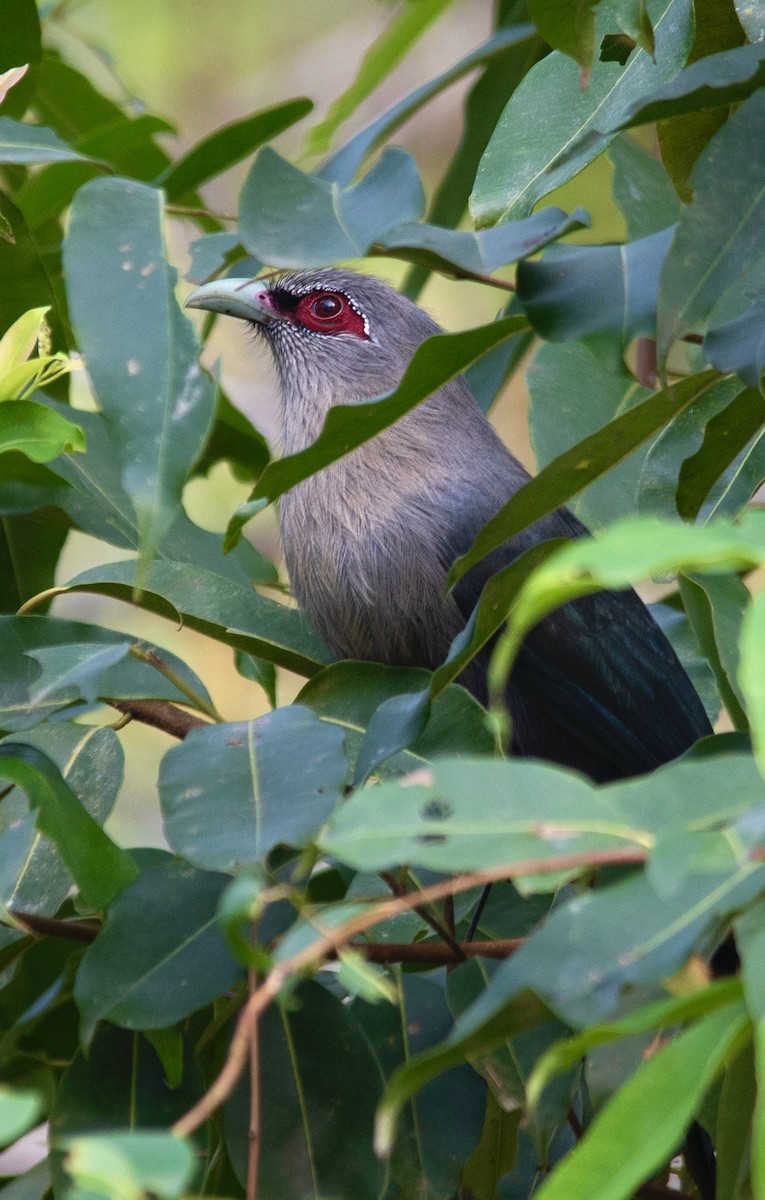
(171, 846, 648, 1138)
(109, 698, 210, 740)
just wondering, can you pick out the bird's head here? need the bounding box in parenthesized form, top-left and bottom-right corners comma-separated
(185, 269, 442, 436)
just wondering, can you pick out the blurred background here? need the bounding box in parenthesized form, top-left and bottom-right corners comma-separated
(41, 0, 625, 845)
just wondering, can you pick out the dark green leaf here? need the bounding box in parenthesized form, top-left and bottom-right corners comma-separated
(51, 1022, 204, 1135)
(159, 708, 348, 870)
(517, 227, 673, 343)
(0, 510, 68, 613)
(528, 339, 652, 528)
(225, 980, 388, 1200)
(527, 0, 597, 68)
(64, 177, 216, 576)
(62, 558, 331, 677)
(616, 41, 765, 128)
(74, 861, 242, 1041)
(253, 316, 527, 503)
(676, 388, 765, 520)
(608, 135, 682, 239)
(678, 574, 749, 730)
(0, 613, 214, 733)
(378, 206, 588, 276)
(0, 742, 137, 911)
(739, 591, 765, 778)
(0, 0, 41, 73)
(657, 88, 765, 367)
(0, 722, 124, 917)
(158, 98, 313, 201)
(296, 661, 494, 778)
(715, 1043, 756, 1200)
(705, 296, 765, 390)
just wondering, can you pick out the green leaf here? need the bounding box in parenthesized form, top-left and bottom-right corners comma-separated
(64, 1131, 195, 1200)
(62, 558, 332, 677)
(159, 708, 348, 870)
(527, 979, 743, 1107)
(64, 177, 216, 579)
(518, 227, 673, 344)
(532, 1003, 750, 1200)
(296, 661, 494, 778)
(0, 1087, 42, 1146)
(321, 752, 765, 878)
(51, 1022, 204, 1136)
(657, 88, 765, 368)
(157, 97, 313, 201)
(0, 1, 41, 73)
(0, 306, 49, 375)
(354, 972, 487, 1195)
(252, 315, 527, 503)
(715, 1043, 757, 1200)
(377, 206, 588, 276)
(608, 136, 682, 239)
(0, 722, 124, 916)
(705, 295, 765, 390)
(470, 0, 694, 224)
(449, 370, 721, 588)
(240, 145, 421, 267)
(0, 742, 137, 911)
(739, 590, 765, 779)
(637, 375, 747, 519)
(528, 0, 598, 69)
(303, 0, 455, 156)
(0, 116, 98, 165)
(528, 340, 652, 529)
(675, 388, 765, 521)
(225, 980, 388, 1200)
(74, 861, 242, 1042)
(0, 613, 215, 733)
(678, 574, 749, 730)
(0, 399, 85, 461)
(616, 40, 765, 128)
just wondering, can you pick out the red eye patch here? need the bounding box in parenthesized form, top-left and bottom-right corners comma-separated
(293, 290, 369, 339)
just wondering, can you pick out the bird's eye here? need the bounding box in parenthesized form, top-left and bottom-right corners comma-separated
(293, 288, 369, 339)
(310, 293, 344, 320)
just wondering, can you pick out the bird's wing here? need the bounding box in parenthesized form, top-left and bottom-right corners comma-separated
(447, 508, 711, 781)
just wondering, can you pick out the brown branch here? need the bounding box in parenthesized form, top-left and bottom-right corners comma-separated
(8, 911, 99, 942)
(348, 938, 523, 964)
(109, 698, 210, 740)
(171, 846, 649, 1138)
(635, 338, 658, 389)
(380, 870, 466, 960)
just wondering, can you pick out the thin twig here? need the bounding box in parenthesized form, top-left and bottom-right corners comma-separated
(109, 698, 210, 740)
(166, 203, 237, 223)
(380, 870, 466, 960)
(171, 846, 649, 1138)
(635, 338, 658, 389)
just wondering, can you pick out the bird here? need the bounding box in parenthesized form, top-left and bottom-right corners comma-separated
(186, 268, 712, 784)
(185, 268, 717, 1200)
